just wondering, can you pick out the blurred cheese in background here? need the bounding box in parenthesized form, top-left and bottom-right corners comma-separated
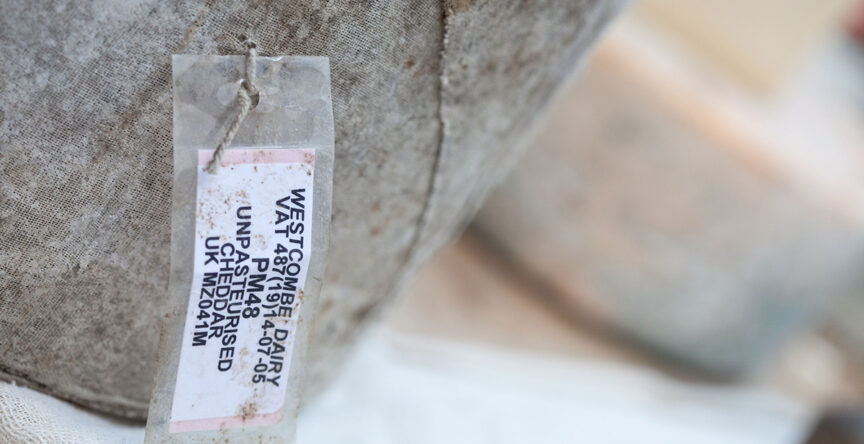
(473, 7, 864, 379)
(852, 1, 864, 41)
(635, 0, 858, 91)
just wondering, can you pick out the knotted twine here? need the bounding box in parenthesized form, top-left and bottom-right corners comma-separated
(204, 37, 259, 174)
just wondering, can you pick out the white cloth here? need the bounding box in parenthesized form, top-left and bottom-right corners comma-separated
(0, 331, 811, 444)
(0, 382, 142, 444)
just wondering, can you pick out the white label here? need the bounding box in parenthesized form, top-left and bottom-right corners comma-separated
(169, 148, 314, 433)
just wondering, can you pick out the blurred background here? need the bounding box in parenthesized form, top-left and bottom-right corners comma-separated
(298, 1, 864, 443)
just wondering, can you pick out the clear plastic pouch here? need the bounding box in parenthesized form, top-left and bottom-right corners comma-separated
(144, 54, 333, 443)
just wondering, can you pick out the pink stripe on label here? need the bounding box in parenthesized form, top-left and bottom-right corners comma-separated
(169, 409, 283, 434)
(198, 148, 315, 167)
